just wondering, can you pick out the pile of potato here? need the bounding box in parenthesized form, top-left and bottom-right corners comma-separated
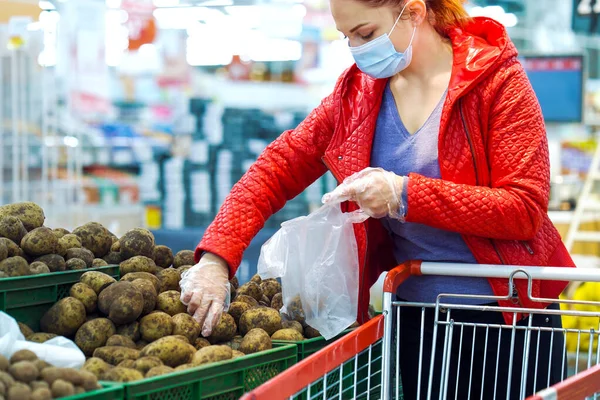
(0, 202, 122, 278)
(0, 349, 100, 400)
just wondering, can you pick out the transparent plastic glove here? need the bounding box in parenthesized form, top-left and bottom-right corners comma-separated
(179, 253, 230, 337)
(322, 167, 405, 220)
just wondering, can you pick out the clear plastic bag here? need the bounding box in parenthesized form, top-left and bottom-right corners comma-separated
(0, 312, 85, 369)
(258, 203, 367, 340)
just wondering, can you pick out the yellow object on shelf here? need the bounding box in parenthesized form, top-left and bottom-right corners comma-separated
(560, 284, 600, 353)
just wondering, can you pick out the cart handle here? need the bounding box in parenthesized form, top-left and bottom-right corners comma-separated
(383, 261, 600, 294)
(527, 363, 600, 400)
(239, 315, 385, 400)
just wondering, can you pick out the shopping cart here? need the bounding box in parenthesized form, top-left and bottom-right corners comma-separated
(240, 261, 600, 400)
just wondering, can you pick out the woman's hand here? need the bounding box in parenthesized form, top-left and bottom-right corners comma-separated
(179, 252, 230, 337)
(322, 167, 405, 220)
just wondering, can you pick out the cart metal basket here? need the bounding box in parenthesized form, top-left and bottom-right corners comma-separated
(240, 261, 600, 400)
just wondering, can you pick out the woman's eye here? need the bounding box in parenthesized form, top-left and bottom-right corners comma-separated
(360, 32, 374, 40)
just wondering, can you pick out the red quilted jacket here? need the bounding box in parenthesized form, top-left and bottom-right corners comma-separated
(197, 17, 575, 325)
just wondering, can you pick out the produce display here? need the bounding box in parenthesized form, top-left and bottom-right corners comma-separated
(0, 349, 100, 400)
(0, 202, 115, 278)
(560, 283, 600, 353)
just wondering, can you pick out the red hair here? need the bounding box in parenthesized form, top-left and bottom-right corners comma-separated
(358, 0, 471, 36)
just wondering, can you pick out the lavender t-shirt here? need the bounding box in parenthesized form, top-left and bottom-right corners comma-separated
(370, 83, 493, 304)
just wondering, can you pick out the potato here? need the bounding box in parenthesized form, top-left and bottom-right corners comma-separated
(21, 227, 57, 257)
(0, 356, 5, 372)
(155, 290, 186, 316)
(30, 381, 49, 391)
(234, 295, 259, 308)
(119, 228, 155, 260)
(136, 340, 148, 350)
(72, 222, 113, 258)
(271, 329, 304, 341)
(17, 323, 34, 339)
(0, 238, 22, 258)
(31, 387, 52, 400)
(284, 295, 306, 324)
(80, 271, 116, 294)
(8, 382, 32, 400)
(29, 261, 50, 275)
(132, 357, 163, 374)
(0, 216, 26, 244)
(56, 234, 81, 257)
(0, 371, 14, 388)
(120, 272, 161, 293)
(117, 360, 136, 369)
(131, 279, 157, 315)
(146, 366, 174, 378)
(40, 367, 65, 384)
(282, 321, 303, 335)
(106, 335, 137, 349)
(27, 333, 57, 343)
(100, 367, 144, 382)
(174, 364, 193, 371)
(304, 325, 321, 339)
(79, 370, 99, 391)
(56, 369, 84, 386)
(0, 256, 29, 277)
(239, 307, 282, 336)
(192, 345, 232, 366)
(176, 265, 192, 275)
(70, 282, 98, 313)
(52, 227, 70, 238)
(33, 360, 51, 371)
(111, 241, 121, 253)
(92, 258, 108, 267)
(221, 335, 243, 351)
(240, 328, 272, 354)
(153, 246, 173, 269)
(75, 318, 116, 356)
(270, 293, 283, 311)
(171, 313, 201, 344)
(93, 346, 140, 365)
(10, 350, 37, 363)
(236, 282, 262, 301)
(117, 321, 140, 342)
(157, 268, 180, 292)
(0, 202, 45, 231)
(120, 256, 158, 275)
(250, 274, 261, 285)
(140, 336, 196, 367)
(169, 335, 191, 344)
(0, 240, 7, 263)
(40, 297, 86, 336)
(65, 258, 86, 270)
(194, 338, 211, 350)
(230, 285, 237, 302)
(208, 313, 236, 344)
(65, 248, 94, 268)
(259, 295, 270, 307)
(82, 358, 112, 379)
(230, 276, 239, 289)
(9, 361, 39, 383)
(171, 250, 193, 269)
(260, 279, 281, 300)
(232, 350, 245, 359)
(139, 312, 173, 342)
(98, 281, 144, 325)
(50, 379, 74, 398)
(102, 252, 122, 265)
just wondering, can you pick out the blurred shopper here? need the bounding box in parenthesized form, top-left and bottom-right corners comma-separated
(180, 0, 575, 398)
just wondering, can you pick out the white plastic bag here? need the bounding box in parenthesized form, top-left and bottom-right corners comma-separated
(0, 312, 86, 369)
(258, 203, 367, 340)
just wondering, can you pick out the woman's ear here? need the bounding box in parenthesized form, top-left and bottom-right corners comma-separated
(407, 0, 427, 26)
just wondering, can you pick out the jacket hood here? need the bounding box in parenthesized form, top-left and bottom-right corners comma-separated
(447, 16, 517, 101)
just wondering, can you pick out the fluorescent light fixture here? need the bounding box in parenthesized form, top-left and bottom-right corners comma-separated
(197, 0, 233, 5)
(39, 1, 55, 10)
(63, 136, 79, 148)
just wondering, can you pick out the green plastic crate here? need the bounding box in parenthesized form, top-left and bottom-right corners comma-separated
(120, 343, 297, 400)
(63, 382, 124, 400)
(0, 265, 120, 331)
(273, 329, 354, 361)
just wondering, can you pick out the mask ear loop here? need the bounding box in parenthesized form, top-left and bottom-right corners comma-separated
(388, 1, 412, 35)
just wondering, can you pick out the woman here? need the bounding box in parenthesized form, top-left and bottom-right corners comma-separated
(180, 0, 576, 398)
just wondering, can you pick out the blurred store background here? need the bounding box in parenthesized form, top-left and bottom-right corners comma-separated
(2, 0, 600, 280)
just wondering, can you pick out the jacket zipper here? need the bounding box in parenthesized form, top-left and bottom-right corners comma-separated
(322, 156, 369, 320)
(460, 100, 523, 307)
(521, 241, 534, 255)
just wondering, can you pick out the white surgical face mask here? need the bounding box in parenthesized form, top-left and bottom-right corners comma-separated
(349, 2, 416, 79)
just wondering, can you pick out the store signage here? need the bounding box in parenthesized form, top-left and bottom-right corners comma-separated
(121, 0, 157, 51)
(572, 0, 600, 34)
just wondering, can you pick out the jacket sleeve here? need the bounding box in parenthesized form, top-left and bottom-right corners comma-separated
(195, 89, 338, 278)
(405, 60, 549, 240)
